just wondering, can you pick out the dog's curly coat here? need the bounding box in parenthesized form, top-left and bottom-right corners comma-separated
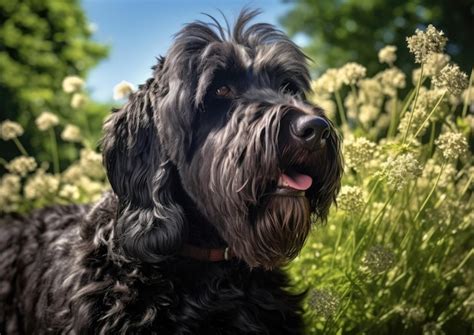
(0, 10, 343, 334)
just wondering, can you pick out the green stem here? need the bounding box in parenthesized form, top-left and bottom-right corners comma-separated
(387, 96, 398, 137)
(402, 63, 424, 144)
(413, 161, 445, 222)
(334, 90, 347, 125)
(330, 220, 345, 270)
(13, 137, 28, 156)
(0, 157, 8, 166)
(445, 249, 473, 279)
(413, 90, 447, 138)
(354, 179, 381, 230)
(462, 68, 473, 118)
(49, 128, 60, 174)
(460, 175, 472, 197)
(350, 84, 359, 116)
(428, 121, 436, 157)
(352, 191, 395, 262)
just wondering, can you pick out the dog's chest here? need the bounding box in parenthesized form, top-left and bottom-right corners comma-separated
(90, 262, 303, 334)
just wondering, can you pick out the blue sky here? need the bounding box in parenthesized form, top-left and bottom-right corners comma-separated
(82, 0, 294, 102)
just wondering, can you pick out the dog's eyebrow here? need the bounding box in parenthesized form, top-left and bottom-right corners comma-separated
(194, 44, 251, 106)
(253, 44, 310, 92)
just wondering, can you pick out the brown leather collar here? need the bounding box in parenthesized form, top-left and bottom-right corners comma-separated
(181, 244, 235, 262)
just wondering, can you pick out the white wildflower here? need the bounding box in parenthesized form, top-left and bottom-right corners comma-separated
(79, 148, 104, 179)
(359, 105, 380, 124)
(59, 184, 80, 201)
(376, 68, 406, 96)
(406, 24, 447, 63)
(339, 62, 367, 85)
(24, 170, 60, 200)
(397, 106, 429, 137)
(113, 80, 135, 100)
(309, 94, 337, 119)
(435, 132, 468, 160)
(337, 185, 365, 213)
(61, 124, 82, 142)
(35, 112, 59, 131)
(308, 289, 340, 318)
(0, 120, 24, 140)
(362, 245, 395, 274)
(312, 69, 343, 95)
(6, 156, 37, 177)
(62, 164, 84, 183)
(381, 153, 422, 190)
(424, 53, 450, 77)
(378, 45, 397, 66)
(0, 174, 21, 213)
(344, 137, 377, 171)
(358, 78, 384, 107)
(75, 176, 105, 201)
(70, 93, 87, 109)
(62, 76, 85, 93)
(432, 64, 468, 96)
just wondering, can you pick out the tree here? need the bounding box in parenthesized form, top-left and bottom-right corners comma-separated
(281, 0, 473, 75)
(0, 0, 108, 162)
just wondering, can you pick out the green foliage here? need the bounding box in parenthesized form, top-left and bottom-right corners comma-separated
(281, 0, 473, 75)
(0, 0, 109, 163)
(287, 25, 473, 334)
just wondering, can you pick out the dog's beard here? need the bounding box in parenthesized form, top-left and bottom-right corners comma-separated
(249, 195, 311, 269)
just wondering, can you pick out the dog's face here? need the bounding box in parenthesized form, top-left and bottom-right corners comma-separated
(102, 10, 343, 269)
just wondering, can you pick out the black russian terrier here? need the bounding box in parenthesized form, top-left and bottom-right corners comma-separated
(0, 9, 342, 334)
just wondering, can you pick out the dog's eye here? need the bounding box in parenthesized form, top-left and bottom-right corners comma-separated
(216, 85, 232, 97)
(281, 81, 299, 95)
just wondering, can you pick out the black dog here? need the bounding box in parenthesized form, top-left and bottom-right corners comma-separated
(0, 10, 342, 334)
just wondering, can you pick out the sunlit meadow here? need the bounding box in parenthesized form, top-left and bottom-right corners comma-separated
(1, 25, 473, 334)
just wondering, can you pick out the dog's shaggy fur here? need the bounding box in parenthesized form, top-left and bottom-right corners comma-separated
(0, 10, 342, 334)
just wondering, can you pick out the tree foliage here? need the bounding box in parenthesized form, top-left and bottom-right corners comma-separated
(0, 0, 108, 161)
(281, 0, 474, 75)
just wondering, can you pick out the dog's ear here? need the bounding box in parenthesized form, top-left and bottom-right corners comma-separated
(101, 76, 186, 263)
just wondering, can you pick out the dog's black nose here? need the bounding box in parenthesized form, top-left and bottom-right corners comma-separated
(291, 115, 330, 149)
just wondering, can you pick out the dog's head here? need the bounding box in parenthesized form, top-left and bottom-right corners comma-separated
(102, 10, 343, 269)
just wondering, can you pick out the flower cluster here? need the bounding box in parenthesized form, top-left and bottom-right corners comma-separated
(397, 107, 428, 137)
(0, 120, 24, 140)
(6, 156, 37, 177)
(113, 80, 135, 100)
(362, 245, 395, 274)
(344, 137, 377, 170)
(0, 174, 21, 212)
(432, 64, 469, 96)
(337, 185, 365, 213)
(339, 62, 367, 85)
(312, 68, 342, 95)
(308, 289, 340, 318)
(424, 53, 450, 77)
(375, 68, 406, 96)
(61, 124, 82, 142)
(381, 153, 422, 190)
(59, 184, 81, 201)
(24, 170, 60, 200)
(406, 24, 447, 63)
(435, 132, 468, 161)
(71, 93, 87, 109)
(35, 112, 59, 131)
(378, 45, 397, 66)
(62, 76, 85, 93)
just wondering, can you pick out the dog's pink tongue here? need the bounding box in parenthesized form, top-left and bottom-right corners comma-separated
(280, 172, 313, 191)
